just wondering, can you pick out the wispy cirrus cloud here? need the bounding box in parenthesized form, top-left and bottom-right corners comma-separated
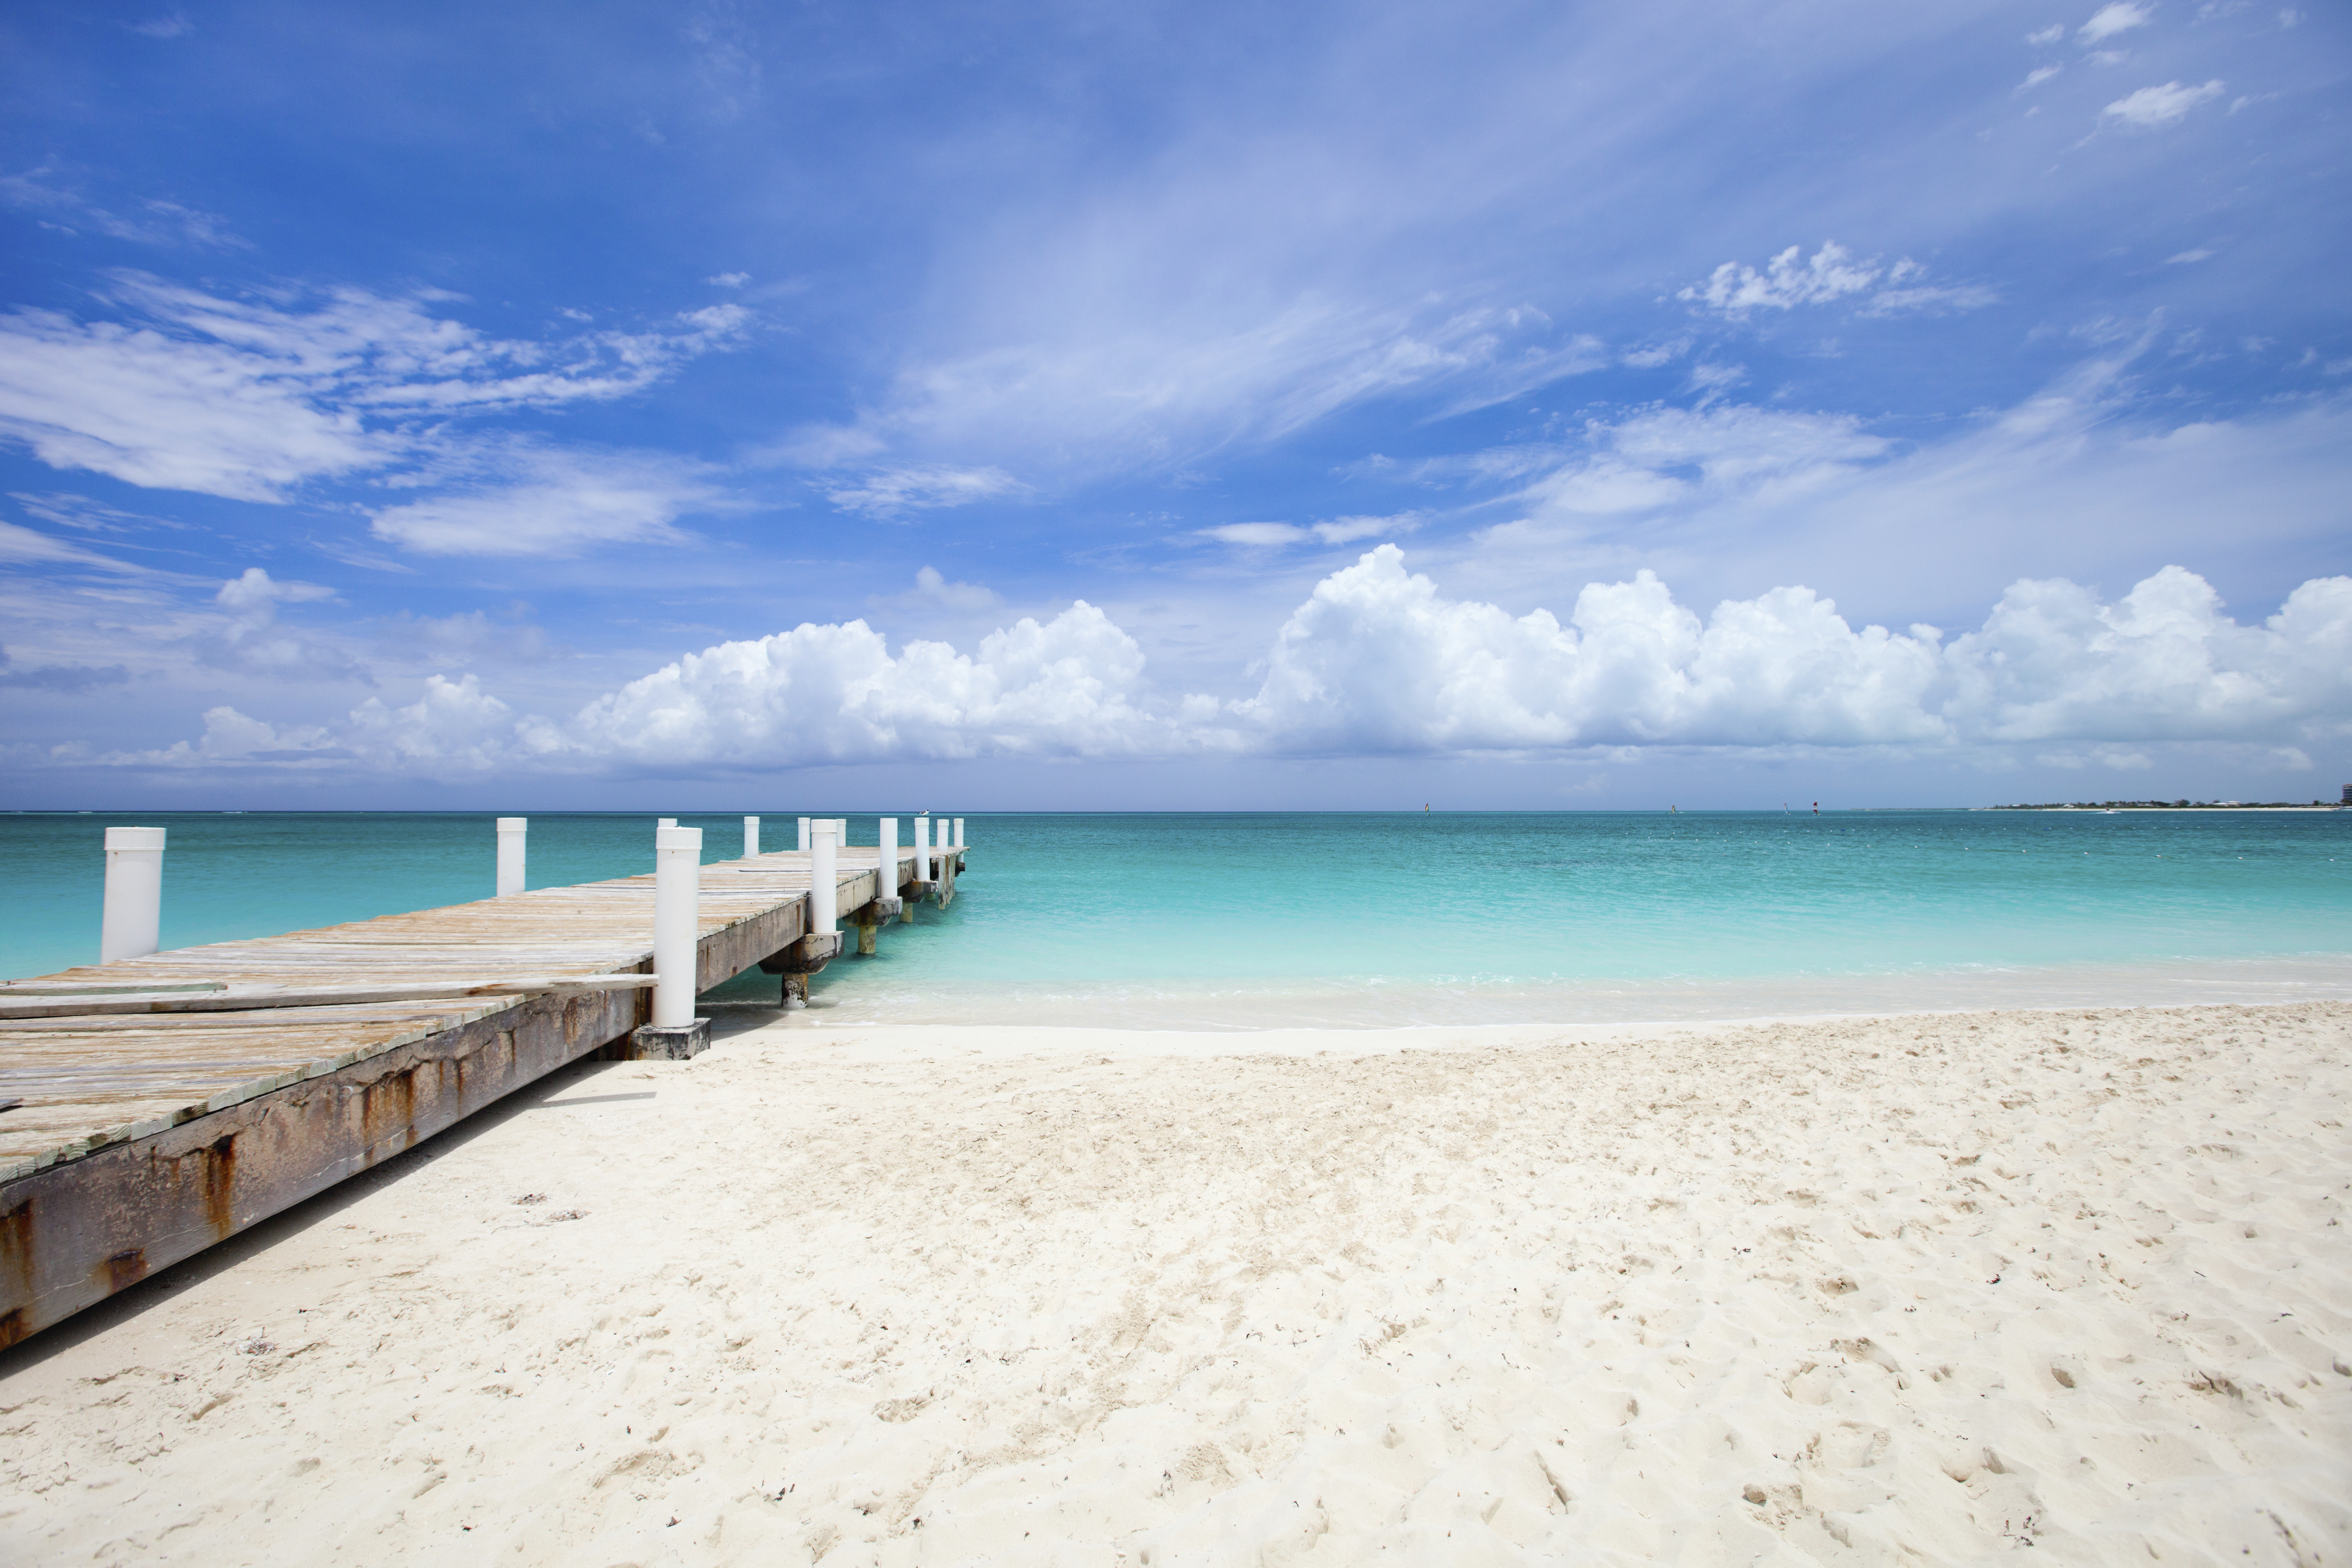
(0, 168, 245, 249)
(367, 444, 736, 557)
(2102, 80, 2226, 128)
(2078, 3, 2153, 44)
(0, 273, 749, 505)
(1199, 513, 1423, 549)
(0, 646, 130, 692)
(1392, 404, 1893, 531)
(9, 490, 188, 536)
(1198, 522, 1308, 547)
(787, 299, 1610, 500)
(824, 464, 1025, 518)
(0, 516, 156, 574)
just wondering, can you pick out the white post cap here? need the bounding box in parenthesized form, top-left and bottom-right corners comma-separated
(659, 817, 679, 828)
(497, 817, 527, 832)
(105, 826, 166, 852)
(656, 826, 703, 851)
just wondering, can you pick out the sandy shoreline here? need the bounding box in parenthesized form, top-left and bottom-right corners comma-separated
(3, 1002, 2346, 1564)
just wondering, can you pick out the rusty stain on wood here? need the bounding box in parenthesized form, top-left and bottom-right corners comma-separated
(200, 1133, 237, 1237)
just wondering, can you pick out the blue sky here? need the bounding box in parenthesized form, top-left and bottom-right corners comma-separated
(1, 0, 2346, 810)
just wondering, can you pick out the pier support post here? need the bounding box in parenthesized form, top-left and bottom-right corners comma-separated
(797, 816, 810, 852)
(100, 826, 165, 964)
(955, 816, 965, 851)
(760, 821, 844, 1004)
(659, 817, 677, 828)
(632, 824, 709, 1059)
(744, 815, 760, 858)
(811, 819, 838, 936)
(496, 817, 526, 898)
(866, 816, 904, 938)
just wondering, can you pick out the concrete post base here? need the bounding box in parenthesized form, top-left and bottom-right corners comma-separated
(614, 1018, 710, 1061)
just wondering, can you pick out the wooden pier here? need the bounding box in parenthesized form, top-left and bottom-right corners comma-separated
(0, 835, 965, 1347)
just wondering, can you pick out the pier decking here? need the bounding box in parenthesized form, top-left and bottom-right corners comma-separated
(0, 839, 962, 1346)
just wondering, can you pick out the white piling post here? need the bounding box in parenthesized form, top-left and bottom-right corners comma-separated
(954, 816, 966, 851)
(879, 817, 898, 893)
(744, 815, 761, 858)
(100, 825, 165, 964)
(651, 824, 703, 1028)
(797, 816, 810, 852)
(660, 817, 678, 828)
(496, 817, 527, 898)
(914, 815, 931, 882)
(810, 819, 838, 937)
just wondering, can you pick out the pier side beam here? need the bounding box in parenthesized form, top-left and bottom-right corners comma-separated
(0, 984, 647, 1346)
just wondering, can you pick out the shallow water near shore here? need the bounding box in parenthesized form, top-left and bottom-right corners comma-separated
(5, 808, 2349, 1025)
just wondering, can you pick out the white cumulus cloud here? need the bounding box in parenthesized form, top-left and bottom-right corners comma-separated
(57, 553, 2352, 780)
(1233, 547, 2352, 756)
(1679, 247, 1993, 322)
(199, 566, 363, 681)
(1943, 566, 2352, 742)
(549, 601, 1165, 768)
(348, 674, 518, 767)
(1234, 546, 1951, 753)
(1680, 242, 1881, 316)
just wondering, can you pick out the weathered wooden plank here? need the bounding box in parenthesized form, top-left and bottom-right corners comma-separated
(0, 974, 655, 1021)
(0, 844, 954, 1344)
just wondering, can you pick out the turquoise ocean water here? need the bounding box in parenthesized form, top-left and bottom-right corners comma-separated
(4, 810, 2349, 1027)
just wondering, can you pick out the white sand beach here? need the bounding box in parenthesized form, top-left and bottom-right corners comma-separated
(2, 1001, 2346, 1565)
